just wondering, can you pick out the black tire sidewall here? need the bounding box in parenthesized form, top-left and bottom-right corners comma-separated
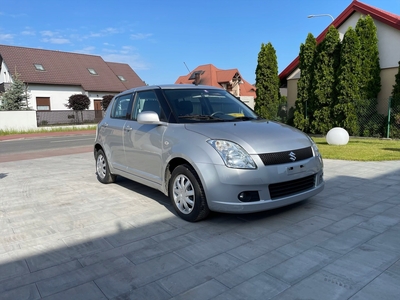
(169, 165, 209, 222)
(96, 149, 114, 184)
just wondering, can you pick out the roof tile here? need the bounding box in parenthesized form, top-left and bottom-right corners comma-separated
(0, 44, 145, 92)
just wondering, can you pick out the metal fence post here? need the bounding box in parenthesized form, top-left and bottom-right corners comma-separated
(387, 97, 392, 138)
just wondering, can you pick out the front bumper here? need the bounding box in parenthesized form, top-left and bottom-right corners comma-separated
(196, 156, 324, 214)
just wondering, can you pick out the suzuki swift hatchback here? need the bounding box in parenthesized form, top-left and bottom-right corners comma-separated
(94, 84, 324, 221)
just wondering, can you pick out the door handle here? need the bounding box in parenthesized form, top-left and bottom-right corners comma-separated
(124, 126, 132, 132)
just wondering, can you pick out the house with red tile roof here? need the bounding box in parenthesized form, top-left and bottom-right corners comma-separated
(279, 0, 400, 114)
(175, 64, 256, 108)
(0, 44, 145, 111)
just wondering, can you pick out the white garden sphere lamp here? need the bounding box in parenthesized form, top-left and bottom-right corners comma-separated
(326, 127, 349, 145)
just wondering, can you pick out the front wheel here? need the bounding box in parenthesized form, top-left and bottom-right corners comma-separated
(96, 149, 116, 184)
(169, 165, 210, 222)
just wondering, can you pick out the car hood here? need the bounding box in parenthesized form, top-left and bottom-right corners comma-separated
(185, 120, 312, 154)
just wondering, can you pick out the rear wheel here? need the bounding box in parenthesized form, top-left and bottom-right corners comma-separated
(169, 164, 210, 222)
(96, 149, 116, 183)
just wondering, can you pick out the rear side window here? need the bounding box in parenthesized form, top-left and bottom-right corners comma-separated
(111, 94, 132, 119)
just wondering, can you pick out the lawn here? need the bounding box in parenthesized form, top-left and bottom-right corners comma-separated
(312, 137, 400, 161)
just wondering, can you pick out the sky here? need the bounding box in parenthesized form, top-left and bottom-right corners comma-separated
(1, 0, 399, 86)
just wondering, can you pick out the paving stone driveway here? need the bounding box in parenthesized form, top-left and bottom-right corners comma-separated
(0, 152, 399, 299)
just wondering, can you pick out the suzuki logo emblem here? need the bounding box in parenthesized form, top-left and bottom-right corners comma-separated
(289, 151, 296, 161)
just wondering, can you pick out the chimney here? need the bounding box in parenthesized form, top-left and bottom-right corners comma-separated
(194, 72, 200, 85)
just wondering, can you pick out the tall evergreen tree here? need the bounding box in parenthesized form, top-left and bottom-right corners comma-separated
(355, 15, 381, 100)
(0, 73, 30, 111)
(388, 61, 400, 138)
(311, 26, 341, 134)
(355, 15, 382, 136)
(391, 61, 400, 108)
(254, 42, 280, 120)
(334, 27, 361, 135)
(294, 33, 317, 132)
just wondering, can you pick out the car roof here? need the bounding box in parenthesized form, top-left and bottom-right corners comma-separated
(117, 84, 223, 97)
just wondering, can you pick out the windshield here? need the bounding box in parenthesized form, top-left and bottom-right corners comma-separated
(163, 88, 259, 123)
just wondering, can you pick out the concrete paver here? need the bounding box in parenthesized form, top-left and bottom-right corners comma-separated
(0, 149, 399, 299)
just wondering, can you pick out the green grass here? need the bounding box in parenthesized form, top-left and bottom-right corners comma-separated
(312, 137, 400, 161)
(0, 125, 97, 136)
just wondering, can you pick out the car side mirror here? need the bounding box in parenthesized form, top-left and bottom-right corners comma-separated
(137, 111, 163, 125)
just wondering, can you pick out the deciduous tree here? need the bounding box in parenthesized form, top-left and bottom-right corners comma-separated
(101, 95, 114, 111)
(65, 94, 91, 123)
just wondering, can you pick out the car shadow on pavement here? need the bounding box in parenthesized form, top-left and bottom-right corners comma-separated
(110, 174, 309, 223)
(0, 173, 8, 179)
(0, 158, 399, 299)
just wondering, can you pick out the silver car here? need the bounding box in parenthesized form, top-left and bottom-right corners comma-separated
(94, 84, 324, 221)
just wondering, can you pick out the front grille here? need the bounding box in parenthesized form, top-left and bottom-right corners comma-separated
(259, 147, 313, 166)
(269, 175, 315, 199)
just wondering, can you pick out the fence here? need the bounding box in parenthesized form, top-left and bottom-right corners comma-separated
(286, 97, 400, 139)
(354, 97, 400, 139)
(36, 110, 103, 127)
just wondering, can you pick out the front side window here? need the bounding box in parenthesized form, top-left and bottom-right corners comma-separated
(132, 90, 166, 121)
(110, 94, 131, 119)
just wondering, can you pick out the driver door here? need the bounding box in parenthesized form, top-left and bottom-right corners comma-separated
(123, 90, 166, 185)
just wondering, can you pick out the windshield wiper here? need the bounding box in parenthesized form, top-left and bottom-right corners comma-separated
(179, 114, 225, 120)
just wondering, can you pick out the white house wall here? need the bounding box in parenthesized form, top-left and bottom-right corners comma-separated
(285, 12, 400, 111)
(0, 60, 12, 83)
(27, 85, 117, 110)
(338, 12, 400, 68)
(28, 85, 85, 110)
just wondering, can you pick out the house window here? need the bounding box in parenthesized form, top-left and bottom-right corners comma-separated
(117, 75, 126, 81)
(88, 68, 98, 75)
(34, 64, 45, 71)
(36, 97, 50, 111)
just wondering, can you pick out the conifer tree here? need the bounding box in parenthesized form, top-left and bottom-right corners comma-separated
(255, 42, 280, 120)
(389, 61, 400, 138)
(391, 61, 400, 108)
(294, 33, 316, 132)
(334, 27, 361, 135)
(311, 26, 341, 134)
(0, 73, 30, 110)
(355, 15, 382, 136)
(355, 15, 381, 100)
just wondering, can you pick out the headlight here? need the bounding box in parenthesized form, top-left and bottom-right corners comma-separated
(307, 136, 323, 165)
(207, 140, 256, 169)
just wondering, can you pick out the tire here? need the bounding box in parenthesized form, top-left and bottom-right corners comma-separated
(169, 164, 210, 222)
(96, 149, 116, 184)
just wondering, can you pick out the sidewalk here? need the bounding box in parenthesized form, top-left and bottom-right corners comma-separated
(0, 129, 96, 141)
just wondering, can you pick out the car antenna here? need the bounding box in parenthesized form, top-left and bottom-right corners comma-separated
(183, 62, 191, 73)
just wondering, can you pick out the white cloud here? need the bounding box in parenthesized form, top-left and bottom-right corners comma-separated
(40, 30, 70, 44)
(41, 30, 56, 37)
(42, 38, 70, 44)
(0, 33, 13, 41)
(73, 46, 96, 54)
(102, 53, 149, 70)
(21, 30, 35, 36)
(130, 33, 153, 40)
(88, 27, 121, 38)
